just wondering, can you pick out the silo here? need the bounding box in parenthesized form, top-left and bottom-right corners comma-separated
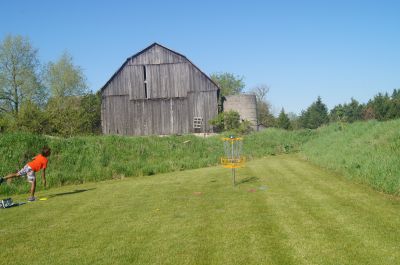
(224, 94, 258, 130)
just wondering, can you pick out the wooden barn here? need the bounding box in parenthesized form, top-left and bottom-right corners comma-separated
(101, 43, 220, 136)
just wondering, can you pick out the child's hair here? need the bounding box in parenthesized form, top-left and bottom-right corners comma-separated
(42, 146, 51, 157)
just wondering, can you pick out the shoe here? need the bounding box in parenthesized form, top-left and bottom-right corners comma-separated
(28, 197, 36, 202)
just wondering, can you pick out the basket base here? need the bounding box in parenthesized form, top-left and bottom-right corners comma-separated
(221, 157, 245, 168)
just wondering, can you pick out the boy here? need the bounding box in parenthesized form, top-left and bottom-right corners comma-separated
(0, 146, 51, 202)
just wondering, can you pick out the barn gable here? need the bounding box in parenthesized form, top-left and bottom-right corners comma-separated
(128, 43, 187, 65)
(101, 43, 219, 136)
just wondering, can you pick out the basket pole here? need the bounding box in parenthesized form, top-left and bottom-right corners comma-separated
(231, 139, 235, 186)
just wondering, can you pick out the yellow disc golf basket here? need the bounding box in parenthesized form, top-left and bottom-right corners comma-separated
(221, 136, 245, 186)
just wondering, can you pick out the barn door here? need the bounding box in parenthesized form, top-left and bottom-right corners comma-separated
(128, 65, 145, 100)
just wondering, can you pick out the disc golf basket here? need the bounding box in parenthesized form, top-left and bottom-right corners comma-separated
(221, 136, 245, 186)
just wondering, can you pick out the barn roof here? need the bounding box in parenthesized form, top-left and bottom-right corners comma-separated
(100, 42, 220, 92)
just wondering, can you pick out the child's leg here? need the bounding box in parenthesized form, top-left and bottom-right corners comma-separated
(29, 180, 36, 198)
(27, 170, 36, 199)
(4, 172, 20, 183)
(4, 172, 19, 180)
(5, 165, 30, 183)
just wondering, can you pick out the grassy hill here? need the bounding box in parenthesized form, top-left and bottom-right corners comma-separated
(0, 133, 219, 194)
(1, 119, 399, 196)
(301, 120, 400, 195)
(0, 129, 311, 195)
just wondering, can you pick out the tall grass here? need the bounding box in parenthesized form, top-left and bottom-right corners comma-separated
(301, 120, 400, 195)
(244, 128, 315, 158)
(0, 134, 225, 195)
(0, 130, 313, 196)
(1, 119, 400, 196)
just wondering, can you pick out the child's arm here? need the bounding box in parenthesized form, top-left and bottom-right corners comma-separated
(42, 168, 47, 188)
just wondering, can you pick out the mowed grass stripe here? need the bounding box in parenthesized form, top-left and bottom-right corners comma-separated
(1, 155, 400, 265)
(262, 156, 400, 265)
(283, 157, 400, 250)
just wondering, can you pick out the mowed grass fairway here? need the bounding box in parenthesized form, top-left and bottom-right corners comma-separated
(1, 155, 400, 265)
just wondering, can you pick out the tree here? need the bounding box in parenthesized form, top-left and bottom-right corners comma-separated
(362, 89, 400, 121)
(45, 96, 81, 136)
(277, 108, 291, 130)
(44, 52, 90, 136)
(45, 52, 88, 98)
(298, 110, 309, 129)
(330, 98, 364, 123)
(391, 88, 400, 99)
(367, 93, 391, 121)
(299, 96, 329, 129)
(257, 101, 276, 127)
(250, 84, 270, 103)
(330, 104, 345, 122)
(210, 72, 244, 98)
(250, 84, 275, 128)
(45, 92, 101, 137)
(79, 92, 102, 134)
(16, 101, 48, 134)
(287, 112, 300, 130)
(344, 98, 364, 122)
(387, 89, 400, 119)
(0, 35, 44, 116)
(362, 105, 375, 120)
(211, 72, 245, 114)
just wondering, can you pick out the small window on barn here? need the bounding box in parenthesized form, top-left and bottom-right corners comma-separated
(143, 65, 149, 99)
(193, 117, 203, 129)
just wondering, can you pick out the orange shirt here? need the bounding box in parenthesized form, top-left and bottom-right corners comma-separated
(27, 154, 48, 172)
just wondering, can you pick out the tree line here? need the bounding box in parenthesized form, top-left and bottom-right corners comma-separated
(281, 90, 400, 130)
(210, 72, 400, 131)
(0, 35, 101, 136)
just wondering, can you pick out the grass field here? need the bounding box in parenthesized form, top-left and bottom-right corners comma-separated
(302, 120, 400, 195)
(1, 155, 399, 265)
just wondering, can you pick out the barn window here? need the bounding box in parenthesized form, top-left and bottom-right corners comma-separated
(143, 65, 149, 99)
(193, 117, 203, 129)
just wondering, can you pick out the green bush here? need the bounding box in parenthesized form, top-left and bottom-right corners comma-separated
(209, 110, 253, 135)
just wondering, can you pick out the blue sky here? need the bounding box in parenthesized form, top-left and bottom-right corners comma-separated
(1, 0, 399, 115)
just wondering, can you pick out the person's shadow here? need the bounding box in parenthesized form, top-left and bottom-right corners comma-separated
(48, 188, 96, 198)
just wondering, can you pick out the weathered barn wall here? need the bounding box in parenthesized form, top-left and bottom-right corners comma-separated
(101, 43, 219, 136)
(102, 96, 189, 135)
